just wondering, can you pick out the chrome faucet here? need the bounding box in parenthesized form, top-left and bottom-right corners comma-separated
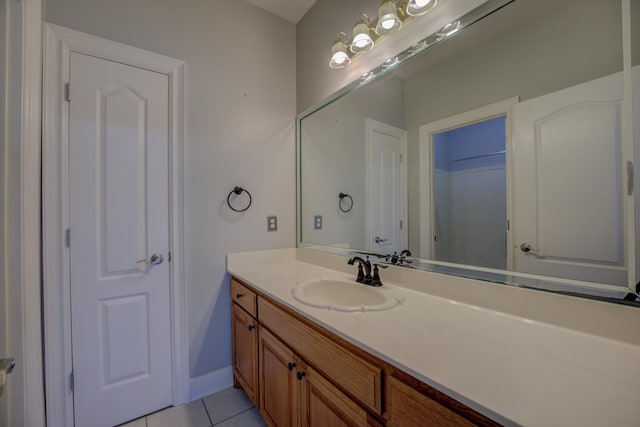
(385, 249, 413, 266)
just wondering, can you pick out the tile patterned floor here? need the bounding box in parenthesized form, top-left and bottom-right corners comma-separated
(119, 387, 266, 427)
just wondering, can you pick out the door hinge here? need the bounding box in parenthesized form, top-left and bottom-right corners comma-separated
(400, 220, 403, 230)
(507, 219, 510, 231)
(65, 228, 71, 248)
(69, 371, 74, 392)
(64, 82, 71, 102)
(400, 154, 404, 163)
(168, 252, 172, 262)
(627, 161, 634, 196)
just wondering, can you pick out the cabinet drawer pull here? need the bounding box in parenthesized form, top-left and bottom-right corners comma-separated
(248, 324, 255, 331)
(287, 362, 296, 371)
(296, 371, 306, 381)
(236, 293, 244, 299)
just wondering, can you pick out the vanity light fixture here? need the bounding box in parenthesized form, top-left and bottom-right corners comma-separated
(376, 1, 403, 35)
(381, 56, 399, 69)
(408, 40, 428, 54)
(351, 13, 375, 53)
(360, 71, 375, 82)
(330, 0, 442, 69)
(436, 20, 461, 38)
(330, 32, 352, 69)
(406, 0, 438, 16)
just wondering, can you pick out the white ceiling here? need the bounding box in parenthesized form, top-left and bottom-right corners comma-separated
(244, 0, 318, 24)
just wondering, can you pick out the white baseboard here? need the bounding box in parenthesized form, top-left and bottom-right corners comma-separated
(189, 366, 234, 402)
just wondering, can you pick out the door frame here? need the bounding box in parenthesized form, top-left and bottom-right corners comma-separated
(365, 118, 408, 252)
(418, 97, 517, 265)
(7, 0, 45, 426)
(42, 23, 187, 426)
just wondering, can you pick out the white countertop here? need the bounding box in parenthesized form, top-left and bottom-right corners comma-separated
(227, 249, 640, 426)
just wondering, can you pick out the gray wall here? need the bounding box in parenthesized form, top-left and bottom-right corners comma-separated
(300, 74, 404, 248)
(45, 0, 297, 379)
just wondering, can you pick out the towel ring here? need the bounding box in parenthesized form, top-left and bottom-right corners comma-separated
(227, 186, 252, 212)
(338, 192, 353, 213)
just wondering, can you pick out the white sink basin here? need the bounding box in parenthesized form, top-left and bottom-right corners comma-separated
(292, 279, 402, 312)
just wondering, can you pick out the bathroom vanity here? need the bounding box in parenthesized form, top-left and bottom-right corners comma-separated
(227, 249, 640, 426)
(231, 276, 493, 426)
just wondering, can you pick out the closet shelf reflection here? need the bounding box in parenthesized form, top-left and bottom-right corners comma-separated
(436, 150, 505, 166)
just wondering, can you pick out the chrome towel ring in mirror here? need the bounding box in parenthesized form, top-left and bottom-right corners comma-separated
(339, 192, 353, 213)
(227, 186, 252, 212)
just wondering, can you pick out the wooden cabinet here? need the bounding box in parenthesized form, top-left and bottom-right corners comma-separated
(302, 363, 370, 427)
(387, 376, 475, 427)
(231, 280, 259, 406)
(259, 298, 382, 416)
(259, 327, 300, 427)
(259, 326, 369, 427)
(231, 278, 257, 316)
(231, 276, 499, 427)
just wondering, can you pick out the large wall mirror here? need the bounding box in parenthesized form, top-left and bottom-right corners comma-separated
(298, 0, 640, 301)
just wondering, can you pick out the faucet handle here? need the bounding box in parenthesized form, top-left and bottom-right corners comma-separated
(371, 263, 388, 286)
(356, 264, 365, 283)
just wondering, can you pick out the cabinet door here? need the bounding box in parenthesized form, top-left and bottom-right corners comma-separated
(301, 364, 369, 427)
(232, 303, 259, 406)
(259, 327, 300, 427)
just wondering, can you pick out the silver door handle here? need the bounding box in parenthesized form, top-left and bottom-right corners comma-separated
(374, 236, 388, 244)
(520, 243, 541, 257)
(137, 254, 164, 266)
(0, 358, 15, 398)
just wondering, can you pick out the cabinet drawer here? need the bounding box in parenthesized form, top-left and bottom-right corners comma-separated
(387, 376, 475, 426)
(231, 278, 257, 317)
(259, 298, 382, 415)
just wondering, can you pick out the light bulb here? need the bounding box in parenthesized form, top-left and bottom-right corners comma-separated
(353, 34, 370, 48)
(351, 20, 374, 53)
(436, 21, 461, 38)
(406, 0, 437, 16)
(376, 1, 402, 36)
(330, 36, 351, 68)
(381, 18, 395, 30)
(333, 53, 348, 65)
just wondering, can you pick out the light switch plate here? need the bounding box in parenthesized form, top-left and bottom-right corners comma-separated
(267, 215, 277, 232)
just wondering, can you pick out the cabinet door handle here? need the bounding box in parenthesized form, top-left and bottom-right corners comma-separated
(248, 324, 255, 331)
(236, 293, 244, 299)
(296, 371, 305, 381)
(287, 362, 296, 371)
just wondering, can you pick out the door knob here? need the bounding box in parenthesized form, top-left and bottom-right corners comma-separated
(520, 243, 531, 252)
(0, 358, 15, 398)
(137, 254, 164, 266)
(374, 236, 388, 244)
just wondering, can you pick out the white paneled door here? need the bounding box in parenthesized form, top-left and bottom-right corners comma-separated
(512, 72, 627, 285)
(69, 51, 172, 427)
(366, 119, 407, 254)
